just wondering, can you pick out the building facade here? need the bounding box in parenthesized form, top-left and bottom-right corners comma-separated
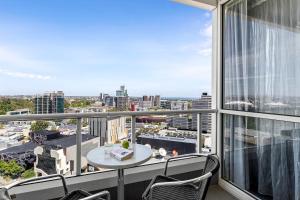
(191, 93, 212, 132)
(167, 116, 190, 130)
(154, 95, 161, 107)
(115, 96, 128, 111)
(34, 91, 64, 114)
(6, 109, 31, 126)
(89, 117, 127, 145)
(170, 101, 188, 111)
(116, 85, 128, 97)
(160, 100, 171, 109)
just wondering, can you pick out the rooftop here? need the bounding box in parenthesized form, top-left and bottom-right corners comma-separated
(0, 134, 96, 154)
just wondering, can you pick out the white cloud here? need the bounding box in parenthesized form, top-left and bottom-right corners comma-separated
(204, 12, 211, 18)
(0, 46, 49, 70)
(201, 24, 212, 37)
(198, 48, 212, 56)
(172, 65, 211, 79)
(0, 69, 52, 80)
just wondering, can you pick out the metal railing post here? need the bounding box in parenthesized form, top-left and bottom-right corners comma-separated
(76, 118, 82, 176)
(131, 116, 136, 143)
(197, 113, 202, 153)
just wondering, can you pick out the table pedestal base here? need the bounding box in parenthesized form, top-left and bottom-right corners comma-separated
(118, 169, 124, 200)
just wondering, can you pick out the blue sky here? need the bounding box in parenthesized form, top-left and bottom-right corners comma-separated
(0, 0, 212, 97)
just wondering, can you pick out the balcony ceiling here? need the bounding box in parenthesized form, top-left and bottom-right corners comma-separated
(173, 0, 217, 11)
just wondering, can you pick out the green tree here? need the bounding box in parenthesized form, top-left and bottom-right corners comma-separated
(21, 169, 36, 179)
(64, 99, 70, 109)
(0, 160, 6, 174)
(0, 160, 25, 178)
(67, 99, 93, 108)
(0, 98, 34, 115)
(30, 121, 49, 132)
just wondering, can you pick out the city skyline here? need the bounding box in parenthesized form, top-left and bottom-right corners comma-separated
(0, 0, 212, 97)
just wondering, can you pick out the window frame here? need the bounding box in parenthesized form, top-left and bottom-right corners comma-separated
(217, 0, 300, 199)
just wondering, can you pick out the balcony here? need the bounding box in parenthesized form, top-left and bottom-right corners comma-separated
(0, 109, 228, 200)
(0, 0, 298, 199)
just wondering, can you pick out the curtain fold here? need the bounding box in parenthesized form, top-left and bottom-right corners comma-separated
(223, 0, 300, 199)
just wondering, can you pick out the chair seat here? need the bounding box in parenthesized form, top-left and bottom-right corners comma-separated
(59, 190, 105, 200)
(142, 154, 220, 200)
(142, 175, 200, 200)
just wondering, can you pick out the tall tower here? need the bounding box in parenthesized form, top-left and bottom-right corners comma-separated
(191, 93, 212, 132)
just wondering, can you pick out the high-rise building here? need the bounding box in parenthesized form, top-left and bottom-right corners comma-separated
(191, 93, 212, 132)
(89, 117, 127, 145)
(104, 96, 114, 107)
(116, 90, 123, 97)
(103, 94, 109, 101)
(116, 85, 127, 97)
(120, 85, 125, 92)
(115, 96, 128, 111)
(149, 96, 155, 106)
(99, 93, 103, 101)
(154, 95, 161, 107)
(142, 95, 149, 101)
(34, 91, 64, 114)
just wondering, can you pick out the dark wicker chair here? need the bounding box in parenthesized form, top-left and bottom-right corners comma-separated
(142, 154, 220, 200)
(2, 174, 110, 200)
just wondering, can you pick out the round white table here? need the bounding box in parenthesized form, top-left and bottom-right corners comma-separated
(87, 143, 152, 200)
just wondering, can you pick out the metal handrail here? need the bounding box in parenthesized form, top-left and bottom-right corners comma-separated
(0, 109, 216, 122)
(0, 109, 217, 177)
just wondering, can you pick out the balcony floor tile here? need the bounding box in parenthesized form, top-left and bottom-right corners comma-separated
(206, 185, 237, 200)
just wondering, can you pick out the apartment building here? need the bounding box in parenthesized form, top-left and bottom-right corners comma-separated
(191, 93, 212, 132)
(34, 91, 64, 114)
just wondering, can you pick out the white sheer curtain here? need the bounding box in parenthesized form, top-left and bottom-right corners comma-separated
(223, 0, 300, 199)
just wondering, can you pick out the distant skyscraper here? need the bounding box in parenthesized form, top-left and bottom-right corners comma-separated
(104, 96, 114, 107)
(115, 96, 129, 111)
(149, 96, 155, 106)
(154, 95, 161, 107)
(34, 91, 64, 114)
(116, 85, 127, 97)
(191, 92, 212, 132)
(142, 95, 149, 101)
(120, 85, 125, 92)
(116, 90, 123, 97)
(99, 93, 103, 101)
(103, 94, 109, 102)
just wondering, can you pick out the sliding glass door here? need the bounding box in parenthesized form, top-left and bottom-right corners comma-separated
(222, 0, 300, 199)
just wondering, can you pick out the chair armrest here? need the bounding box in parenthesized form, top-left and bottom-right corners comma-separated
(6, 174, 68, 195)
(164, 153, 207, 176)
(79, 191, 110, 200)
(151, 172, 212, 190)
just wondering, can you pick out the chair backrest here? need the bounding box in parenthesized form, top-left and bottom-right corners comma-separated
(0, 188, 12, 200)
(203, 155, 220, 175)
(148, 154, 220, 200)
(5, 174, 68, 200)
(198, 155, 220, 200)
